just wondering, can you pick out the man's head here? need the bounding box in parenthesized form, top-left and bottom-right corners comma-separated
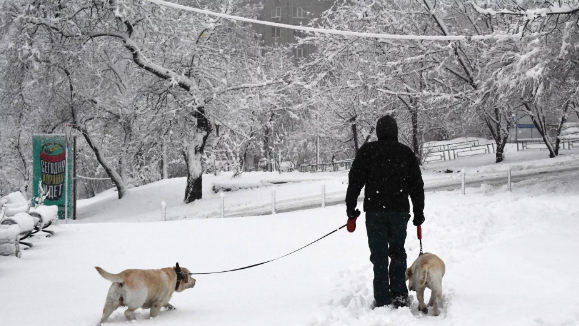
(376, 115, 398, 141)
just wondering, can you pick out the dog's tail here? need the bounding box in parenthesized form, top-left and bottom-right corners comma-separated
(95, 267, 124, 283)
(419, 268, 428, 288)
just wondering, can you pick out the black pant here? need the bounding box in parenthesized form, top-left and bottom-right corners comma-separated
(365, 211, 410, 306)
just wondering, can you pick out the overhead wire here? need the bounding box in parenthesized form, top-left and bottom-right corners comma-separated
(144, 0, 522, 42)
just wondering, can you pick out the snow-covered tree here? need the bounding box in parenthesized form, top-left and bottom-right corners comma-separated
(1, 0, 284, 202)
(473, 0, 579, 158)
(297, 0, 482, 162)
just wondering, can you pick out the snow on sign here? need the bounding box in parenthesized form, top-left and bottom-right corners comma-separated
(32, 134, 76, 220)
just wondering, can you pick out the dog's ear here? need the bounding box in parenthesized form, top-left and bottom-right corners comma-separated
(405, 267, 412, 280)
(175, 262, 181, 273)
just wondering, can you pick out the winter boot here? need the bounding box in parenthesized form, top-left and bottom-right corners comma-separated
(391, 294, 409, 309)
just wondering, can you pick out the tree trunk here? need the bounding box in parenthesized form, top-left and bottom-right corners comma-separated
(482, 107, 510, 163)
(496, 136, 508, 163)
(316, 135, 320, 165)
(363, 127, 376, 146)
(525, 104, 557, 158)
(411, 106, 421, 163)
(352, 122, 359, 153)
(212, 124, 222, 176)
(184, 107, 211, 204)
(235, 134, 254, 177)
(554, 102, 570, 156)
(120, 123, 131, 183)
(524, 104, 557, 158)
(64, 67, 126, 198)
(161, 137, 169, 179)
(532, 117, 556, 158)
(15, 130, 30, 186)
(119, 156, 127, 183)
(75, 125, 126, 199)
(184, 170, 203, 203)
(263, 120, 273, 172)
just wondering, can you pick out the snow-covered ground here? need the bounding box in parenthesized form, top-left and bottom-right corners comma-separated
(1, 157, 578, 325)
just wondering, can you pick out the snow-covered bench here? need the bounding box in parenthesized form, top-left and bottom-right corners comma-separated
(332, 159, 354, 171)
(1, 213, 36, 249)
(454, 146, 490, 158)
(560, 122, 579, 149)
(423, 139, 480, 152)
(516, 138, 547, 151)
(0, 207, 57, 250)
(424, 151, 444, 163)
(0, 223, 21, 257)
(517, 137, 579, 150)
(29, 205, 58, 237)
(0, 191, 58, 253)
(560, 136, 579, 150)
(0, 191, 29, 216)
(424, 143, 496, 163)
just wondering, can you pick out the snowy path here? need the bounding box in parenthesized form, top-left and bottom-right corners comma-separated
(309, 173, 579, 326)
(1, 171, 578, 326)
(451, 218, 579, 326)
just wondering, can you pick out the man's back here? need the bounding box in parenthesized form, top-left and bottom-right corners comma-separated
(345, 139, 424, 214)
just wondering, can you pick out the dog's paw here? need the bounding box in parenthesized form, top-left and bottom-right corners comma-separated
(419, 306, 428, 314)
(164, 303, 176, 311)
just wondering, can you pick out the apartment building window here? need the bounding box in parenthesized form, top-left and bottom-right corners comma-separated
(295, 47, 305, 58)
(271, 7, 282, 18)
(293, 7, 306, 18)
(271, 27, 281, 39)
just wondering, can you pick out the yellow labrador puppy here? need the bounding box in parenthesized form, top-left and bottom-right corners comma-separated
(406, 253, 445, 316)
(95, 263, 196, 324)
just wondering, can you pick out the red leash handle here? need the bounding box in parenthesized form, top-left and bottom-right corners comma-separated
(417, 225, 422, 240)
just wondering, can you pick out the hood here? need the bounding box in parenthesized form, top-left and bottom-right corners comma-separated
(376, 115, 398, 141)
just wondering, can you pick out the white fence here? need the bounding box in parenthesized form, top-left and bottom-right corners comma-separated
(195, 167, 519, 218)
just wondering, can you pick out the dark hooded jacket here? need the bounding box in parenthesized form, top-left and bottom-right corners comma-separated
(345, 116, 424, 216)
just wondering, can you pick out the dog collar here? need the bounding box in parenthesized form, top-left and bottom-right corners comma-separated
(174, 263, 185, 291)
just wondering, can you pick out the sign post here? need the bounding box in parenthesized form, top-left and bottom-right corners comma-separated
(32, 134, 76, 220)
(64, 126, 71, 223)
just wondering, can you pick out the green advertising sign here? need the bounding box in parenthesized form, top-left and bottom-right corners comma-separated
(32, 134, 76, 220)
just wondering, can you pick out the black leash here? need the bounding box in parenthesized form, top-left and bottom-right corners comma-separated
(187, 224, 347, 275)
(417, 225, 424, 256)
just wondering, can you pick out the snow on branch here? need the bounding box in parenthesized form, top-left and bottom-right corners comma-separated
(216, 80, 287, 95)
(376, 88, 472, 101)
(89, 31, 198, 92)
(145, 0, 522, 41)
(19, 15, 198, 93)
(472, 3, 579, 20)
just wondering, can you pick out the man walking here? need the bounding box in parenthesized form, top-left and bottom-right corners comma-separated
(345, 115, 425, 309)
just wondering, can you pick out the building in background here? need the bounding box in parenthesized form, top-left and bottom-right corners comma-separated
(249, 0, 335, 57)
(511, 111, 579, 141)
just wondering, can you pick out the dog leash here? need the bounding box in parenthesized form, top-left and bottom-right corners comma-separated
(186, 224, 347, 275)
(417, 225, 423, 256)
